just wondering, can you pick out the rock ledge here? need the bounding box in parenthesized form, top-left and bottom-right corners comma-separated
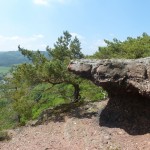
(68, 58, 150, 135)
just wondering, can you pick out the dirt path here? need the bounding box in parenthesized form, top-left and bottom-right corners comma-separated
(0, 101, 150, 150)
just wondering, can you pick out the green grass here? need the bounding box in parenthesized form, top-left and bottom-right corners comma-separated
(0, 98, 17, 131)
(0, 80, 107, 130)
(0, 67, 11, 74)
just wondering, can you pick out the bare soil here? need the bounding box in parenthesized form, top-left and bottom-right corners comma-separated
(0, 100, 150, 150)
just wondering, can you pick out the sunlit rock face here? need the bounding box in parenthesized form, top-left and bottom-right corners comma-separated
(68, 58, 150, 135)
(68, 58, 150, 97)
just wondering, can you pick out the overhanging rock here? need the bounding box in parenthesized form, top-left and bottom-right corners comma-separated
(68, 58, 150, 97)
(68, 58, 150, 135)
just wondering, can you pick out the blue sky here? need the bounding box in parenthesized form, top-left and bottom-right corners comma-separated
(0, 0, 150, 55)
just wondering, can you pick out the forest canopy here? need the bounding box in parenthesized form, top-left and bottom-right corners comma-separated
(93, 32, 150, 59)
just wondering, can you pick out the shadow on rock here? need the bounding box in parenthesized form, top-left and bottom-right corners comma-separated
(99, 94, 150, 135)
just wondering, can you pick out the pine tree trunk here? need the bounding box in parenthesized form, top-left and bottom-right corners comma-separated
(73, 83, 80, 102)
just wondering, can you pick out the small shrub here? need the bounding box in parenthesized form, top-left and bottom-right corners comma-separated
(0, 131, 11, 141)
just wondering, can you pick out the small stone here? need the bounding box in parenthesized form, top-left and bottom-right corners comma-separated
(118, 131, 124, 135)
(104, 135, 111, 140)
(102, 140, 108, 144)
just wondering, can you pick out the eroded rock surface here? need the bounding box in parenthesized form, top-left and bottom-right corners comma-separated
(68, 58, 150, 135)
(68, 58, 150, 97)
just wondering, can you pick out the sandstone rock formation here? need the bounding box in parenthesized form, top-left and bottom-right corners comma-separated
(68, 58, 150, 97)
(68, 58, 150, 135)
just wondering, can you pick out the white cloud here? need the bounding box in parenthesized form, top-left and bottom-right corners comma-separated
(94, 39, 107, 47)
(33, 0, 71, 6)
(0, 35, 20, 41)
(71, 32, 85, 41)
(28, 34, 44, 41)
(0, 34, 46, 51)
(33, 0, 49, 6)
(35, 34, 44, 38)
(109, 33, 117, 38)
(83, 39, 107, 55)
(57, 0, 71, 4)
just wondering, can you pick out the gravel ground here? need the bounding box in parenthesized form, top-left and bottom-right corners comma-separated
(0, 100, 150, 150)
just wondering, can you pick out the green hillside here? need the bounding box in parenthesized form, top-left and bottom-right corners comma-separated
(0, 51, 29, 67)
(0, 67, 10, 74)
(0, 51, 48, 67)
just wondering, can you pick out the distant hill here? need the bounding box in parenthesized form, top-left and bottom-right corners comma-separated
(0, 51, 48, 67)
